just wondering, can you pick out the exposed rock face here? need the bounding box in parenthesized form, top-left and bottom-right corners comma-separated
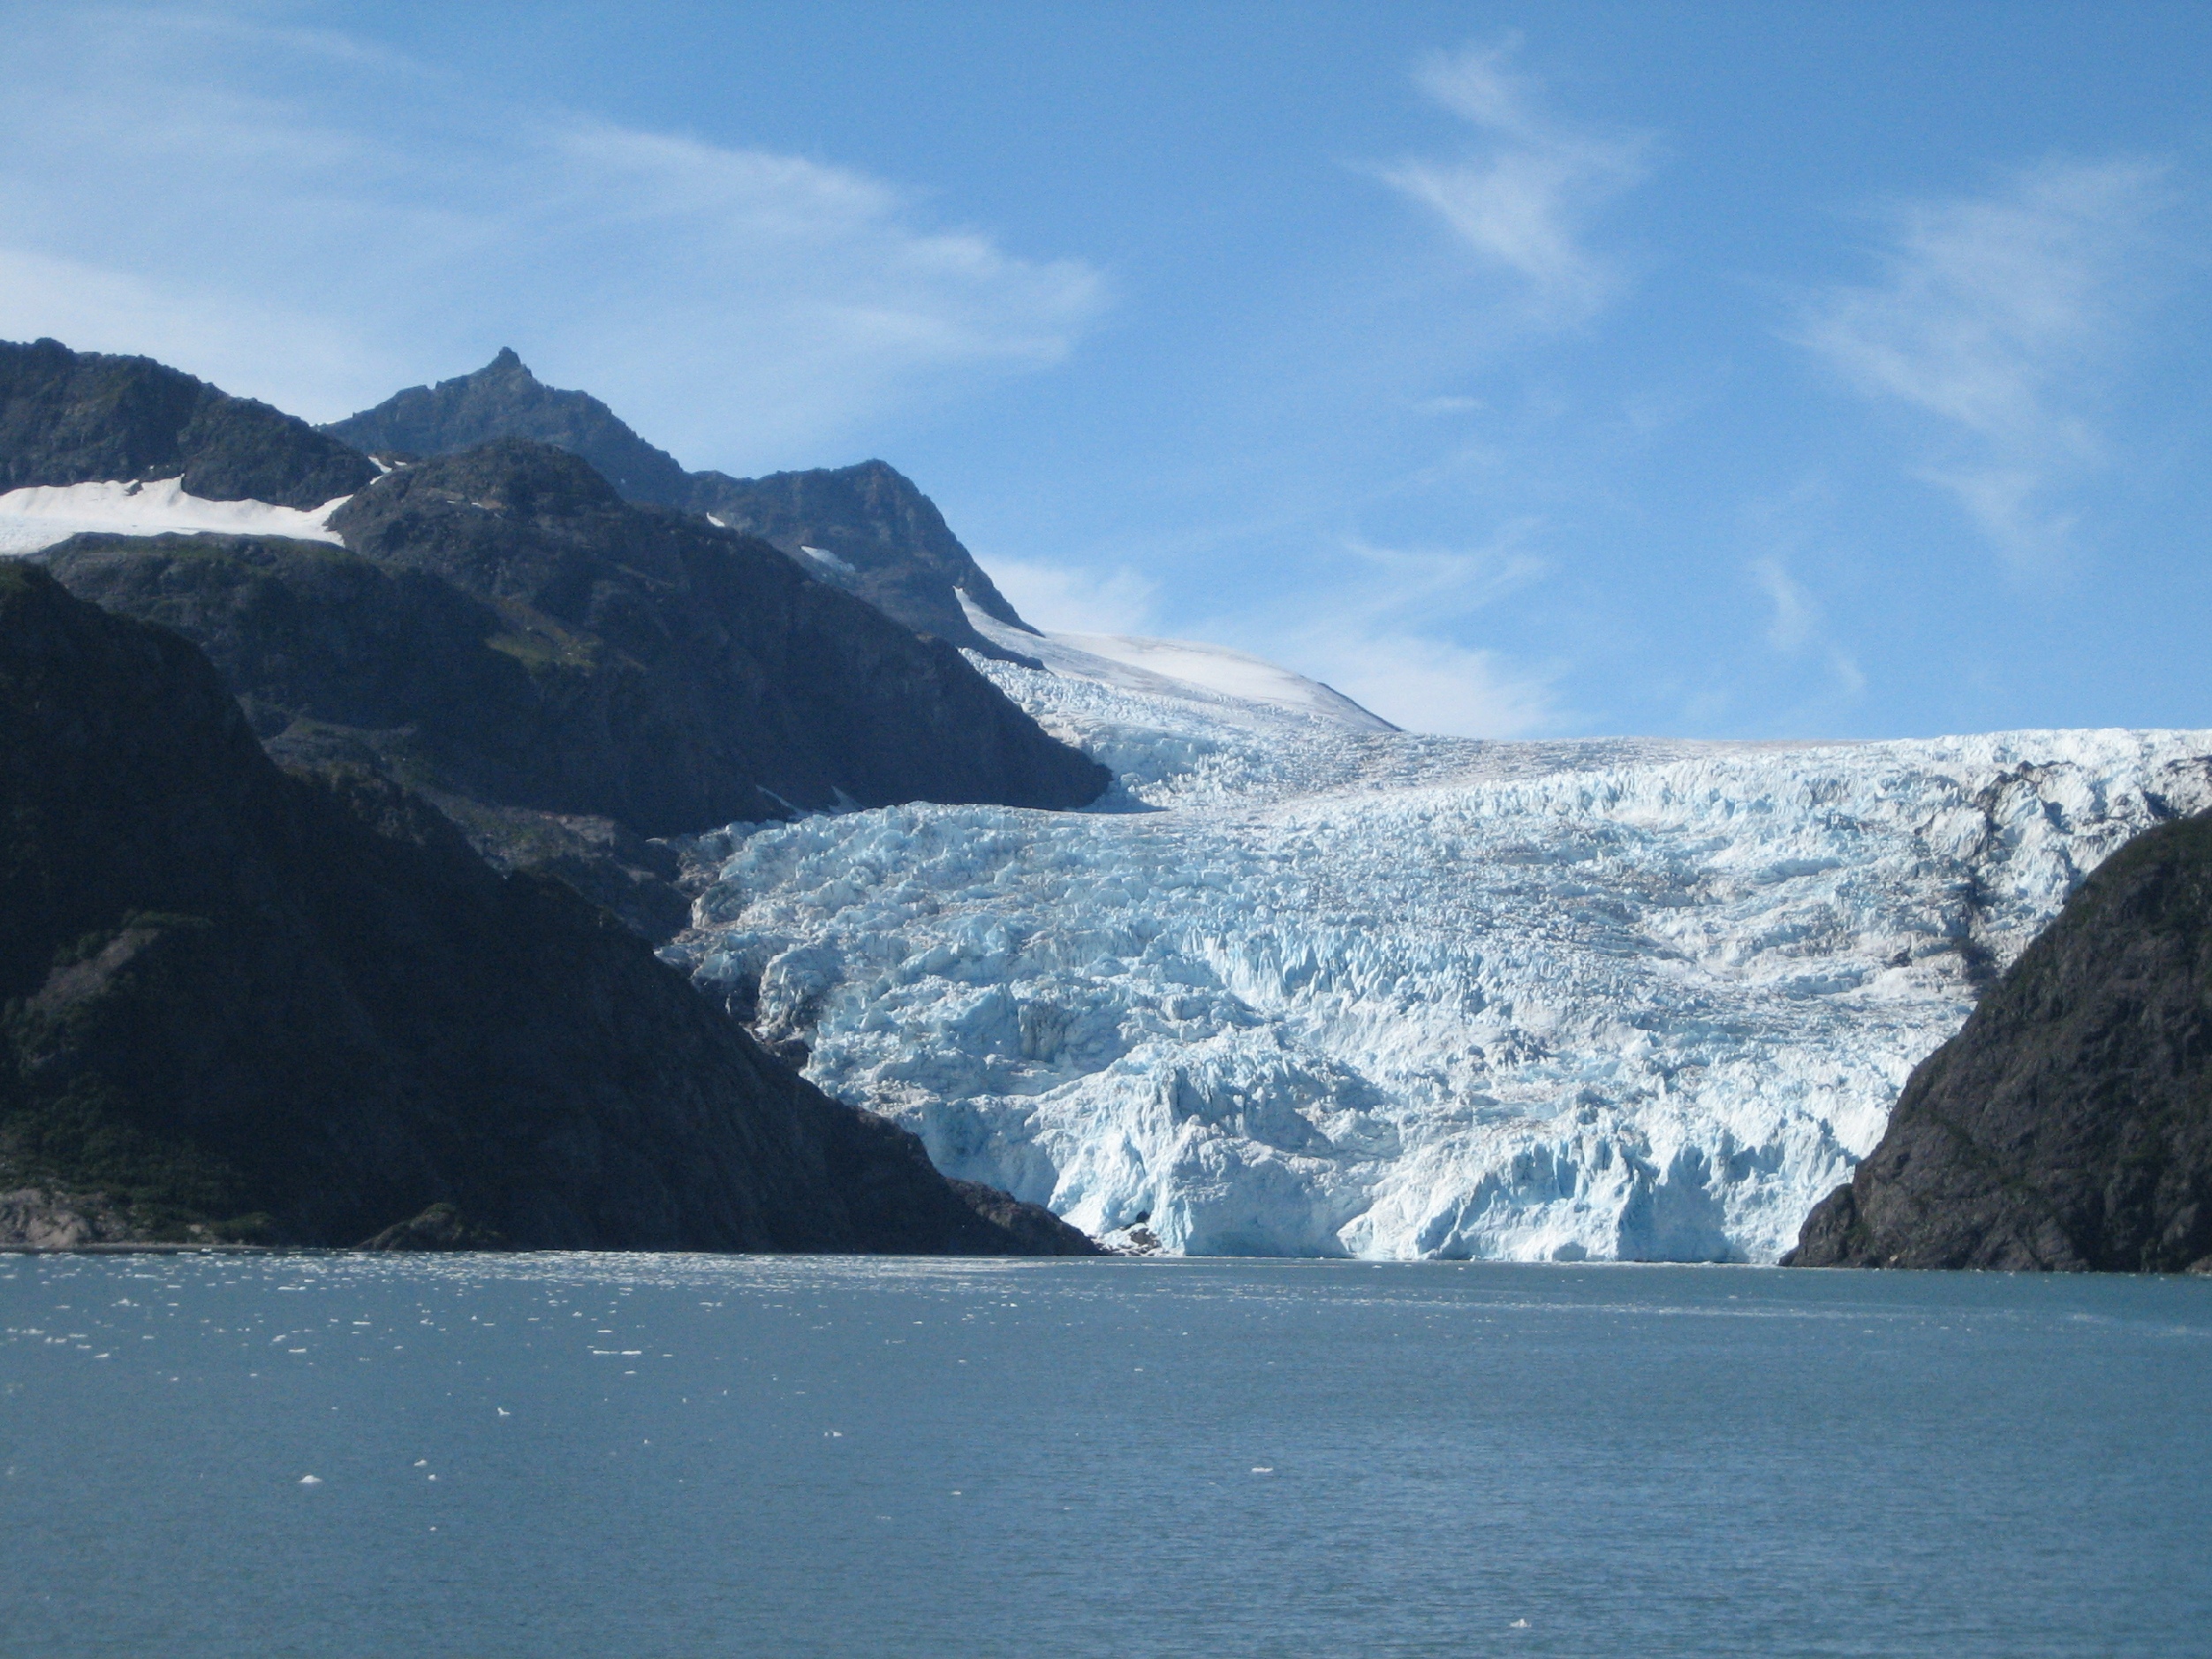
(0, 1187, 136, 1248)
(322, 441, 1102, 819)
(0, 337, 374, 509)
(322, 347, 693, 504)
(0, 563, 1098, 1254)
(688, 458, 1037, 662)
(322, 351, 1036, 658)
(943, 1181, 1103, 1257)
(358, 1203, 510, 1252)
(1787, 814, 2212, 1273)
(43, 441, 1105, 927)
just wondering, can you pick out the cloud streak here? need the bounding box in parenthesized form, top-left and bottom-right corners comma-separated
(1379, 39, 1649, 328)
(987, 557, 1162, 636)
(1271, 532, 1553, 735)
(0, 6, 1106, 468)
(1795, 157, 2168, 566)
(978, 527, 1554, 739)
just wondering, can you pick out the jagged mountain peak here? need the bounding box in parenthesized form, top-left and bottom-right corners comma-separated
(686, 456, 1038, 654)
(325, 353, 1039, 659)
(133, 430, 1105, 830)
(323, 351, 693, 506)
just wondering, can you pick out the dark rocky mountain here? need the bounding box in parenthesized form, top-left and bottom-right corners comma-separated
(322, 347, 693, 504)
(689, 458, 1036, 659)
(322, 350, 1039, 658)
(0, 562, 1097, 1254)
(47, 440, 1107, 928)
(1787, 814, 2212, 1274)
(1, 337, 374, 509)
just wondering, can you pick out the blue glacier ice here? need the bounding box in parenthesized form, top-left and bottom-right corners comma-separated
(665, 612, 2212, 1261)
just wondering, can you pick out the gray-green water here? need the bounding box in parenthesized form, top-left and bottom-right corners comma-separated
(4, 1254, 2208, 1657)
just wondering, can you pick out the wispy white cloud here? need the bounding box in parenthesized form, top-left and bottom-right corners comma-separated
(1795, 158, 2168, 567)
(986, 557, 1161, 635)
(1749, 557, 1814, 652)
(1379, 38, 1649, 328)
(0, 7, 1106, 467)
(1272, 532, 1552, 735)
(1747, 555, 1864, 702)
(1739, 479, 1869, 712)
(1272, 627, 1556, 739)
(1338, 533, 1546, 617)
(982, 529, 1555, 738)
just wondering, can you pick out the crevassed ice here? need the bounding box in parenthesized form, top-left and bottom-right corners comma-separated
(667, 656, 2212, 1262)
(0, 477, 349, 556)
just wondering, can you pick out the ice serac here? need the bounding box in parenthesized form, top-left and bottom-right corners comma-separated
(666, 651, 2212, 1261)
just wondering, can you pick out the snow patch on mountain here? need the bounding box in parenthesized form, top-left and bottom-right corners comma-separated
(0, 477, 349, 556)
(667, 653, 2212, 1261)
(960, 591, 1394, 731)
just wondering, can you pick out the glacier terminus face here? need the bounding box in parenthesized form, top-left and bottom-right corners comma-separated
(666, 649, 2212, 1262)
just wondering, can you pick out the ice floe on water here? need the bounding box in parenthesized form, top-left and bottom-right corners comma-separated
(667, 636, 2212, 1262)
(0, 477, 349, 555)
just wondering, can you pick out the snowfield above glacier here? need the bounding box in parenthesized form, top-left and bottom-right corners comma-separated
(667, 643, 2212, 1262)
(0, 477, 351, 555)
(958, 594, 1397, 733)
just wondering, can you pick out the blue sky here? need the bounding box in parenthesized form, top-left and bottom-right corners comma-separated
(3, 2, 2208, 738)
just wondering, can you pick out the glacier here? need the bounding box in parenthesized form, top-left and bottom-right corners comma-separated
(666, 624, 2212, 1262)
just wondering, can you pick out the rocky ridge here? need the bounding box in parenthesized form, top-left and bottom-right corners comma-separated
(0, 562, 1096, 1254)
(322, 349, 1036, 658)
(1, 337, 373, 509)
(1786, 812, 2212, 1273)
(45, 438, 1107, 932)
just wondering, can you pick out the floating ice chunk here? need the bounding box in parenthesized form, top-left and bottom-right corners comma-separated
(298, 1474, 322, 1485)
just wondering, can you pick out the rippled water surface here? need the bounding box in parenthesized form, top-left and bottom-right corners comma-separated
(4, 1254, 2208, 1657)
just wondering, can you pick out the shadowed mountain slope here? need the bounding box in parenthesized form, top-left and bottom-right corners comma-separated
(48, 439, 1107, 840)
(688, 458, 1035, 655)
(322, 347, 693, 504)
(1, 337, 374, 509)
(322, 350, 1035, 657)
(1787, 813, 2212, 1274)
(0, 563, 1098, 1254)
